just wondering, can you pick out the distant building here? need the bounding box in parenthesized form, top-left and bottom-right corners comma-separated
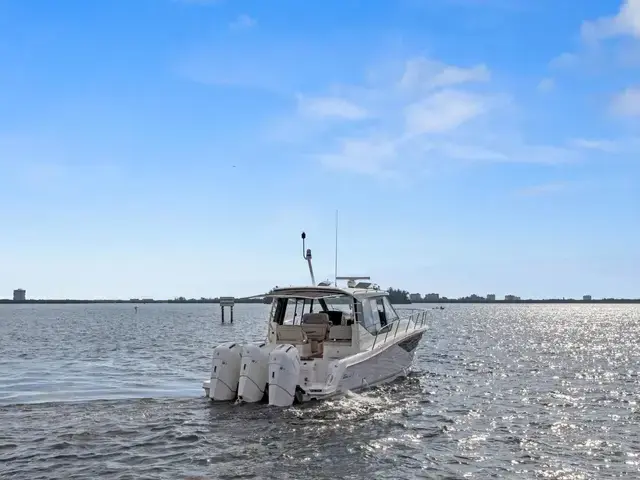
(504, 294, 520, 302)
(487, 294, 496, 301)
(13, 289, 26, 301)
(424, 293, 440, 301)
(583, 295, 592, 301)
(409, 293, 423, 302)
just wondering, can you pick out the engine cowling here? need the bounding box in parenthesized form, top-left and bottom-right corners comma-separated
(237, 342, 275, 403)
(209, 342, 243, 401)
(268, 344, 301, 407)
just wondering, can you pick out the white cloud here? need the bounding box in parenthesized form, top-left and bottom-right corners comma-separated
(537, 77, 555, 93)
(315, 137, 398, 177)
(297, 95, 369, 120)
(548, 52, 580, 70)
(398, 58, 490, 91)
(404, 89, 487, 135)
(229, 14, 256, 30)
(265, 55, 593, 177)
(315, 136, 579, 178)
(547, 2, 640, 121)
(570, 138, 620, 152)
(611, 86, 640, 116)
(548, 2, 640, 73)
(581, 0, 640, 42)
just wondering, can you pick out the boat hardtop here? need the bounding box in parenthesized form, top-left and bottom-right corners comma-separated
(267, 283, 389, 300)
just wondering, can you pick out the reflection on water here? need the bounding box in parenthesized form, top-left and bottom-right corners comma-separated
(1, 303, 639, 479)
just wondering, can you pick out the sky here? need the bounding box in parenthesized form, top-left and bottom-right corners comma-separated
(0, 0, 639, 300)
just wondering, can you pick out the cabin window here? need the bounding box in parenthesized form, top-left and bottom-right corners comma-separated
(323, 296, 354, 324)
(382, 297, 399, 322)
(281, 298, 320, 324)
(360, 298, 382, 334)
(374, 298, 388, 327)
(323, 296, 352, 314)
(271, 294, 355, 325)
(275, 297, 340, 325)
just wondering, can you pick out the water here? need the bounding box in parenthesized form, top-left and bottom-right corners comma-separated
(1, 303, 639, 479)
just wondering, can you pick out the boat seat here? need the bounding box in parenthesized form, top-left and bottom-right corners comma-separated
(301, 312, 331, 325)
(328, 325, 352, 342)
(276, 325, 308, 344)
(301, 323, 329, 341)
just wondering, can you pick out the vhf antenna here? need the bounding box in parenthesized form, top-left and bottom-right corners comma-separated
(301, 232, 316, 285)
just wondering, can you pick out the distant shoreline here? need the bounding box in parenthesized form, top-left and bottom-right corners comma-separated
(1, 298, 639, 305)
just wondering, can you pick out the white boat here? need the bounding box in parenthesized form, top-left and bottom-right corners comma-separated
(202, 232, 429, 406)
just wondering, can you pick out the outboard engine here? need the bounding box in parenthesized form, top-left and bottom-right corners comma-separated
(237, 342, 275, 403)
(209, 342, 243, 401)
(268, 344, 301, 407)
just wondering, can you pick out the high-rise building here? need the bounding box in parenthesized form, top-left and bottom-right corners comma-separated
(13, 289, 26, 301)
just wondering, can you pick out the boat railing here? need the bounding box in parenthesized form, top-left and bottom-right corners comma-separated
(371, 308, 428, 350)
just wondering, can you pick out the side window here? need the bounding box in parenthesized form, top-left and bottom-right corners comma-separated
(375, 298, 388, 327)
(382, 297, 399, 322)
(360, 298, 382, 333)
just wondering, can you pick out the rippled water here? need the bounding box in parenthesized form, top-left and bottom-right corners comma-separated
(1, 303, 639, 479)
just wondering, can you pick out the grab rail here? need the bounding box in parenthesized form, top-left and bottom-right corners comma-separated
(371, 309, 428, 350)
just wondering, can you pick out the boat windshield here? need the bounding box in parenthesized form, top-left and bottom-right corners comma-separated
(272, 294, 355, 326)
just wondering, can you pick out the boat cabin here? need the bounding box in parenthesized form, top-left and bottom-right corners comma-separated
(265, 285, 401, 360)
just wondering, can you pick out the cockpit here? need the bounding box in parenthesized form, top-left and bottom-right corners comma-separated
(271, 295, 354, 327)
(268, 293, 355, 359)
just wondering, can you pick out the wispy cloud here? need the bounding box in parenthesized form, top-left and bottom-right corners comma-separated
(547, 2, 640, 72)
(404, 89, 487, 135)
(548, 52, 580, 70)
(229, 14, 256, 30)
(537, 77, 555, 93)
(570, 138, 621, 153)
(398, 58, 490, 91)
(546, 1, 640, 122)
(265, 55, 586, 178)
(581, 0, 640, 43)
(315, 137, 399, 178)
(553, 1, 640, 69)
(610, 86, 640, 116)
(297, 94, 370, 120)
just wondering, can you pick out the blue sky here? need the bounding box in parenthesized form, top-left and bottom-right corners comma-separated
(0, 0, 638, 300)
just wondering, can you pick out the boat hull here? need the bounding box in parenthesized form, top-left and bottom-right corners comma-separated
(203, 330, 426, 405)
(341, 330, 423, 390)
(299, 329, 425, 402)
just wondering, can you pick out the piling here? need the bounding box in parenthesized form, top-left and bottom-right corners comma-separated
(219, 297, 235, 323)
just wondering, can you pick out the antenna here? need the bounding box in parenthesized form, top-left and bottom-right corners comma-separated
(301, 232, 316, 285)
(334, 210, 338, 286)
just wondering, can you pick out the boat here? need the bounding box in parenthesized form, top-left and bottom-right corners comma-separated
(202, 232, 429, 406)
